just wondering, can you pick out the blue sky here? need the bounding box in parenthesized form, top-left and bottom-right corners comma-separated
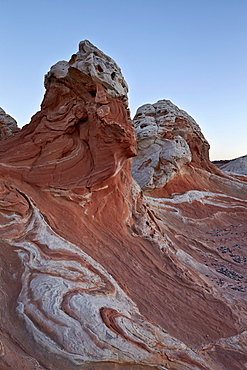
(1, 0, 246, 160)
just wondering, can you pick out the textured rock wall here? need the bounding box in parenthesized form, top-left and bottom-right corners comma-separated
(0, 41, 247, 370)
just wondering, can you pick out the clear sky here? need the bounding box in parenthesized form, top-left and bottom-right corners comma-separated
(1, 0, 246, 160)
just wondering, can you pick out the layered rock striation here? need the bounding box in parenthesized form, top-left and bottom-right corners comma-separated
(0, 41, 246, 370)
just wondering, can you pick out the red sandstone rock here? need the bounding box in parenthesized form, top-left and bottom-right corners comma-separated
(0, 41, 247, 370)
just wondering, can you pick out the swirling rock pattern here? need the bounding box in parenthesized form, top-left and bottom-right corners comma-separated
(0, 41, 247, 369)
(0, 184, 209, 370)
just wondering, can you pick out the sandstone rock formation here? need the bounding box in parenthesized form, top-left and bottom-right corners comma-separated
(0, 41, 246, 370)
(0, 107, 19, 139)
(132, 100, 198, 190)
(214, 155, 247, 176)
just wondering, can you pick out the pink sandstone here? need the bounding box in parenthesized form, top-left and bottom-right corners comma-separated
(0, 41, 246, 370)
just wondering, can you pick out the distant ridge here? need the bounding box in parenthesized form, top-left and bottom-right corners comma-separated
(213, 154, 247, 175)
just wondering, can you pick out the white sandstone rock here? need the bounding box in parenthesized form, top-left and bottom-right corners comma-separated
(132, 100, 193, 190)
(221, 155, 247, 176)
(45, 40, 128, 106)
(0, 107, 19, 139)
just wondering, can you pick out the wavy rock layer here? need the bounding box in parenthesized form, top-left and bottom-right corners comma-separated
(0, 41, 247, 370)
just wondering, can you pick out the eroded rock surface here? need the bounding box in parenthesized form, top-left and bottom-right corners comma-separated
(131, 100, 221, 192)
(132, 101, 193, 190)
(0, 107, 19, 139)
(46, 39, 129, 107)
(0, 41, 247, 370)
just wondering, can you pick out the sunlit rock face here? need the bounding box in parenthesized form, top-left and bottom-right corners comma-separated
(0, 41, 247, 370)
